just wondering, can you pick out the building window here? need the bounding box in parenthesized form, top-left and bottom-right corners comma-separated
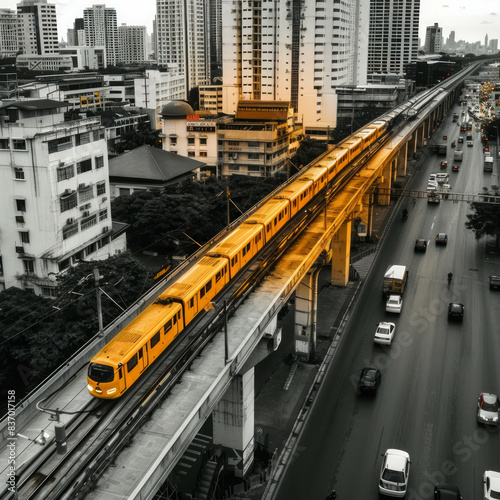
(248, 141, 259, 147)
(23, 259, 34, 275)
(19, 231, 30, 244)
(229, 164, 239, 171)
(93, 130, 100, 141)
(81, 214, 97, 231)
(76, 132, 91, 146)
(57, 164, 75, 181)
(228, 141, 239, 146)
(248, 153, 260, 160)
(60, 192, 77, 212)
(99, 208, 108, 221)
(188, 151, 195, 157)
(62, 222, 78, 240)
(95, 156, 104, 169)
(187, 137, 195, 145)
(200, 138, 207, 145)
(79, 187, 94, 203)
(96, 182, 106, 196)
(0, 138, 9, 149)
(248, 165, 260, 172)
(199, 151, 207, 157)
(14, 168, 25, 180)
(170, 137, 177, 146)
(48, 136, 72, 153)
(16, 199, 26, 212)
(77, 159, 92, 174)
(41, 286, 58, 298)
(12, 139, 27, 150)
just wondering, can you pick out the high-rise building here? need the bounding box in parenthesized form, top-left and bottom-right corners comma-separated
(446, 30, 455, 49)
(17, 0, 59, 56)
(155, 0, 210, 93)
(424, 23, 443, 53)
(67, 18, 85, 47)
(209, 0, 222, 72)
(485, 34, 488, 49)
(118, 25, 147, 64)
(0, 9, 18, 58)
(84, 4, 118, 67)
(367, 0, 420, 75)
(222, 0, 368, 132)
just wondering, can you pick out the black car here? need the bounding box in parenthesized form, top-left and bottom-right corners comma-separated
(490, 276, 500, 291)
(436, 233, 448, 245)
(415, 239, 427, 251)
(448, 303, 464, 321)
(357, 367, 381, 395)
(434, 483, 463, 499)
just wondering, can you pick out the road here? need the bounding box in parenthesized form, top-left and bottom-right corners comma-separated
(275, 105, 500, 500)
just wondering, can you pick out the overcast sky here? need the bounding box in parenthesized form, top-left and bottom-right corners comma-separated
(3, 0, 499, 46)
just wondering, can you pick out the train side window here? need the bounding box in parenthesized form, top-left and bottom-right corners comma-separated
(200, 287, 206, 299)
(206, 281, 212, 293)
(151, 331, 160, 348)
(127, 354, 138, 373)
(118, 366, 123, 379)
(266, 223, 271, 233)
(216, 270, 221, 282)
(138, 348, 143, 360)
(246, 243, 250, 252)
(242, 247, 247, 257)
(274, 217, 277, 227)
(189, 297, 194, 308)
(178, 311, 181, 320)
(165, 319, 172, 332)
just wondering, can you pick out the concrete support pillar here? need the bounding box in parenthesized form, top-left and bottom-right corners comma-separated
(294, 267, 321, 359)
(213, 369, 255, 478)
(378, 160, 391, 206)
(397, 142, 408, 176)
(360, 192, 374, 238)
(330, 220, 352, 287)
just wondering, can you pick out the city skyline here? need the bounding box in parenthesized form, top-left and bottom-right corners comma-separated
(2, 0, 499, 47)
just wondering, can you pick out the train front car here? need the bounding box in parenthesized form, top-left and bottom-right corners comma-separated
(87, 297, 184, 399)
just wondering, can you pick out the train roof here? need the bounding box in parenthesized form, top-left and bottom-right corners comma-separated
(323, 148, 349, 163)
(245, 198, 290, 225)
(93, 298, 182, 364)
(165, 256, 227, 302)
(299, 166, 327, 182)
(208, 223, 263, 258)
(275, 178, 313, 198)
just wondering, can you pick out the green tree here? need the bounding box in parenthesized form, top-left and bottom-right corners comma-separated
(465, 186, 500, 250)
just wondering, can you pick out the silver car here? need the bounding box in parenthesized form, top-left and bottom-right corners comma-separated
(477, 393, 499, 425)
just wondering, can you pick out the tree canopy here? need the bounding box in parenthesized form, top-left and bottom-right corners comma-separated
(465, 185, 500, 249)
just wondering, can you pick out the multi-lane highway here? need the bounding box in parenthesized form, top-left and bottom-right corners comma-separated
(275, 104, 500, 500)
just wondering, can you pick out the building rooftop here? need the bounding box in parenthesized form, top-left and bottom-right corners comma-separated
(0, 99, 68, 111)
(108, 145, 206, 183)
(160, 100, 195, 118)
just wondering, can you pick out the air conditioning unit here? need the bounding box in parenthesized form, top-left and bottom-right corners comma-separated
(59, 161, 65, 167)
(66, 217, 74, 224)
(63, 188, 72, 195)
(82, 211, 90, 217)
(78, 183, 86, 190)
(15, 246, 24, 254)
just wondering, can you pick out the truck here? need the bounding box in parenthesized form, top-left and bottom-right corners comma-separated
(454, 150, 463, 162)
(452, 113, 459, 122)
(432, 144, 448, 155)
(427, 182, 450, 203)
(382, 265, 408, 298)
(427, 191, 441, 204)
(484, 156, 493, 172)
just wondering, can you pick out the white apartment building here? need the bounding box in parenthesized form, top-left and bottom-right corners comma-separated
(156, 0, 210, 93)
(17, 0, 59, 56)
(16, 54, 73, 71)
(118, 25, 148, 65)
(59, 46, 107, 71)
(367, 0, 420, 75)
(134, 69, 186, 127)
(84, 4, 118, 67)
(424, 23, 443, 54)
(0, 9, 18, 58)
(222, 0, 369, 133)
(0, 99, 126, 295)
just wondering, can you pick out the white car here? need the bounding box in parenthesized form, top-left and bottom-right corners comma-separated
(477, 393, 499, 425)
(386, 295, 403, 314)
(374, 322, 396, 345)
(484, 471, 500, 500)
(379, 449, 411, 497)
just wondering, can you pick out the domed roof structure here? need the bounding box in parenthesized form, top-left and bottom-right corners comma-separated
(160, 100, 195, 118)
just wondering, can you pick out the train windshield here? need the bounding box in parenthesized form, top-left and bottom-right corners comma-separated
(88, 363, 114, 383)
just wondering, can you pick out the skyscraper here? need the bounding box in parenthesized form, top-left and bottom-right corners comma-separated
(84, 4, 118, 67)
(209, 0, 222, 72)
(424, 23, 443, 53)
(17, 0, 59, 56)
(155, 0, 210, 93)
(0, 9, 18, 58)
(367, 0, 420, 75)
(222, 0, 368, 131)
(118, 25, 147, 65)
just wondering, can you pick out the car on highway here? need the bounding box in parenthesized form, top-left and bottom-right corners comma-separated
(436, 233, 448, 245)
(452, 165, 459, 172)
(414, 239, 427, 252)
(484, 471, 500, 500)
(386, 295, 403, 314)
(467, 140, 474, 147)
(458, 136, 464, 143)
(477, 393, 499, 425)
(448, 303, 464, 321)
(379, 449, 411, 497)
(357, 367, 381, 395)
(490, 276, 500, 290)
(440, 160, 448, 167)
(483, 470, 500, 500)
(434, 483, 463, 499)
(374, 322, 396, 345)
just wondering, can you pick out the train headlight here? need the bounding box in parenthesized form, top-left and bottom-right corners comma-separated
(95, 387, 103, 394)
(107, 388, 117, 395)
(87, 384, 93, 392)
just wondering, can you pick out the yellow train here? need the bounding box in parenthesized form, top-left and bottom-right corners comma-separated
(87, 118, 391, 398)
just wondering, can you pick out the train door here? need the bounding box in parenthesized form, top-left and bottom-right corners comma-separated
(117, 363, 126, 394)
(137, 345, 149, 373)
